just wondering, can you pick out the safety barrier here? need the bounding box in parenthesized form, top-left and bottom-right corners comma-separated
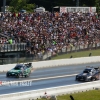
(43, 42, 100, 60)
(0, 42, 100, 65)
(0, 43, 26, 52)
(0, 56, 100, 72)
(0, 80, 100, 100)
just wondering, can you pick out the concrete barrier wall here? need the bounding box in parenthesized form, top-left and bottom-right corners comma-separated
(0, 56, 100, 72)
(0, 80, 100, 100)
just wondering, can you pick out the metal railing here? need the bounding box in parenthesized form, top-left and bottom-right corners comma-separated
(43, 42, 100, 60)
(0, 43, 26, 52)
(0, 42, 100, 65)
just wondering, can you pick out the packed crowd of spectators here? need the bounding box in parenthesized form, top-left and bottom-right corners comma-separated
(0, 11, 100, 58)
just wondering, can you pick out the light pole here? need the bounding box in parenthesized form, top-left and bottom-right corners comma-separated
(3, 0, 6, 13)
(76, 0, 79, 7)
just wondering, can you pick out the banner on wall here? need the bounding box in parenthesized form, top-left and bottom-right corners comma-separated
(60, 7, 96, 13)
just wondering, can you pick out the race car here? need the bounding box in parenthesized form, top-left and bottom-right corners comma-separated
(6, 63, 33, 78)
(75, 66, 100, 82)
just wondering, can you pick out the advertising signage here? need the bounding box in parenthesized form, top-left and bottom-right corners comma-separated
(60, 7, 96, 13)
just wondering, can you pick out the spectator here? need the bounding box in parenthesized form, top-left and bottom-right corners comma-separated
(70, 95, 74, 100)
(8, 38, 12, 44)
(0, 11, 100, 58)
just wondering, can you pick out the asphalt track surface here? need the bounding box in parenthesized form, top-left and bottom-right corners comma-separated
(0, 62, 100, 95)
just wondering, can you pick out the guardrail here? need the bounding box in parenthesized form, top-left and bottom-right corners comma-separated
(43, 42, 100, 60)
(0, 43, 26, 52)
(0, 42, 100, 65)
(0, 81, 100, 100)
(0, 56, 100, 72)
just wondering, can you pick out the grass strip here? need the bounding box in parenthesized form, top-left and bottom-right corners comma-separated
(51, 49, 100, 60)
(38, 90, 100, 100)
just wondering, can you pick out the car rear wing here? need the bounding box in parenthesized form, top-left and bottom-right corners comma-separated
(95, 67, 100, 71)
(94, 67, 99, 71)
(86, 66, 100, 71)
(25, 63, 32, 68)
(86, 66, 91, 68)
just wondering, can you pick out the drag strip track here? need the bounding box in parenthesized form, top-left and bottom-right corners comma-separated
(0, 62, 100, 94)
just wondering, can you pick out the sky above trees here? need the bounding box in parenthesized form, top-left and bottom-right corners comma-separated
(0, 0, 100, 12)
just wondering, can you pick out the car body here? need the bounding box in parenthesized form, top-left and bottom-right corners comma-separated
(6, 63, 33, 78)
(75, 66, 100, 81)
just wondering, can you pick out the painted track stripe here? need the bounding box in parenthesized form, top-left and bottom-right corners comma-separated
(0, 74, 77, 86)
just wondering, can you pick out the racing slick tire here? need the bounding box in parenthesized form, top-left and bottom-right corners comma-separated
(24, 75, 28, 78)
(91, 77, 96, 81)
(17, 73, 21, 78)
(75, 77, 78, 81)
(24, 73, 30, 78)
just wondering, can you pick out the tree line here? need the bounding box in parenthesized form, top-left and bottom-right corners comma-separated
(0, 0, 100, 12)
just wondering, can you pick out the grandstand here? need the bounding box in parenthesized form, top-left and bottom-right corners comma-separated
(0, 10, 100, 64)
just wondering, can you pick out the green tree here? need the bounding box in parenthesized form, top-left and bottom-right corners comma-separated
(9, 0, 35, 12)
(23, 4, 36, 12)
(95, 0, 100, 13)
(5, 0, 100, 12)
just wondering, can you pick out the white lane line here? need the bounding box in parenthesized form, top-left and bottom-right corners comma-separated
(10, 74, 77, 81)
(0, 73, 77, 78)
(30, 74, 77, 81)
(0, 74, 77, 86)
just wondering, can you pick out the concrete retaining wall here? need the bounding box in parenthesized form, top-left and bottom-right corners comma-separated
(0, 81, 100, 100)
(0, 56, 100, 72)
